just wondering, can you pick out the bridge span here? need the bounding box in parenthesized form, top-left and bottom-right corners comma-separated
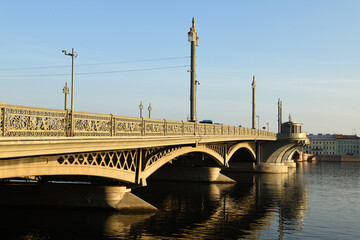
(0, 103, 308, 212)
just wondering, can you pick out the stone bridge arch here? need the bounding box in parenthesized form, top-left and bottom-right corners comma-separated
(291, 150, 301, 161)
(282, 147, 301, 162)
(225, 142, 256, 165)
(256, 141, 305, 173)
(263, 143, 295, 164)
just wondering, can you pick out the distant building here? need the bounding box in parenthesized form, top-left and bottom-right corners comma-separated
(303, 134, 360, 156)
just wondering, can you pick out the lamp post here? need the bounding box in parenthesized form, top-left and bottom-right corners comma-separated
(278, 98, 282, 133)
(62, 48, 78, 135)
(62, 48, 78, 113)
(256, 115, 260, 130)
(139, 101, 143, 118)
(148, 103, 152, 119)
(62, 82, 69, 110)
(266, 122, 269, 132)
(252, 75, 256, 129)
(188, 17, 199, 122)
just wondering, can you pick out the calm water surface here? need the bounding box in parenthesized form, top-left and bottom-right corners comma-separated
(0, 162, 359, 239)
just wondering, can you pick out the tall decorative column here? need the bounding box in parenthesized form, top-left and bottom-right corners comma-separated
(252, 75, 256, 129)
(278, 98, 283, 133)
(188, 17, 199, 122)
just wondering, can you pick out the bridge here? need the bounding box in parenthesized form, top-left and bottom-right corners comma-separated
(0, 19, 309, 212)
(0, 102, 308, 212)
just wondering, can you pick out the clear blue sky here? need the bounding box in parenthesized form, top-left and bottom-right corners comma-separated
(1, 0, 359, 134)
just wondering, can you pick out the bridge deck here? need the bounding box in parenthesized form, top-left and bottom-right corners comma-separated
(0, 134, 276, 159)
(0, 103, 276, 159)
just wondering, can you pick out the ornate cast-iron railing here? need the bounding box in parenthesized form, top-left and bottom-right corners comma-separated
(0, 103, 276, 138)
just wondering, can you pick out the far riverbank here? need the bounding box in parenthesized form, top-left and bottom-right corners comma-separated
(299, 153, 360, 162)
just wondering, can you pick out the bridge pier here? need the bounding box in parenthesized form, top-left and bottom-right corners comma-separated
(252, 118, 309, 173)
(255, 163, 289, 173)
(148, 166, 236, 183)
(0, 184, 158, 213)
(284, 160, 297, 168)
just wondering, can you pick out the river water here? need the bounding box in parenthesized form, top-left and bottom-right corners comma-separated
(0, 162, 359, 239)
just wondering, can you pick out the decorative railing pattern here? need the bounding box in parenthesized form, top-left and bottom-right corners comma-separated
(0, 107, 3, 136)
(73, 112, 112, 137)
(114, 116, 142, 136)
(166, 120, 183, 135)
(0, 103, 276, 138)
(144, 119, 165, 136)
(1, 105, 68, 137)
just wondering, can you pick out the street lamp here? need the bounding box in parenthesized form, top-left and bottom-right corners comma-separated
(62, 48, 78, 135)
(256, 115, 260, 130)
(148, 103, 152, 119)
(252, 76, 256, 129)
(62, 82, 69, 110)
(188, 17, 199, 122)
(62, 48, 78, 113)
(139, 101, 143, 118)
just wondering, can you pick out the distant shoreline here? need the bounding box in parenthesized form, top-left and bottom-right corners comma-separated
(298, 153, 360, 162)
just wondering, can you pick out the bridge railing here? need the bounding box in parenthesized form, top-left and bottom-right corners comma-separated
(0, 103, 276, 139)
(0, 104, 68, 137)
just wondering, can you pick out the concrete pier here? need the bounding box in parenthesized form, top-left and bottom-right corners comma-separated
(254, 163, 289, 173)
(284, 160, 297, 168)
(148, 166, 236, 183)
(221, 162, 256, 172)
(0, 184, 158, 213)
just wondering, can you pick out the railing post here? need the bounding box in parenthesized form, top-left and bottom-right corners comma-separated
(181, 121, 184, 135)
(141, 118, 145, 136)
(70, 110, 75, 137)
(110, 114, 114, 137)
(65, 109, 70, 137)
(164, 119, 167, 136)
(1, 106, 5, 137)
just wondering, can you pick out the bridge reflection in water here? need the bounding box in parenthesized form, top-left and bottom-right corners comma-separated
(0, 170, 308, 239)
